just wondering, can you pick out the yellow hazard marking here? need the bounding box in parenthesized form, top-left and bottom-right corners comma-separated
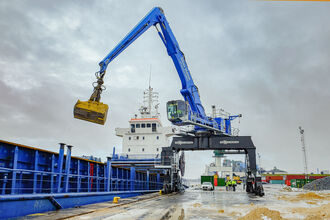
(28, 213, 45, 216)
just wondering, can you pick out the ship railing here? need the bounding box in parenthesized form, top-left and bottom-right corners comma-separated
(0, 167, 164, 194)
(0, 142, 165, 195)
(116, 153, 161, 160)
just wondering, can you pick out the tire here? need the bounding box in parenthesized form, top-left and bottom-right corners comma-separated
(164, 184, 170, 194)
(246, 182, 253, 193)
(255, 186, 265, 197)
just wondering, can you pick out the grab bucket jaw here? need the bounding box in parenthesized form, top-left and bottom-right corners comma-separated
(73, 100, 109, 125)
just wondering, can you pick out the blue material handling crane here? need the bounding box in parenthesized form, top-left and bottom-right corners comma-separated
(74, 7, 241, 136)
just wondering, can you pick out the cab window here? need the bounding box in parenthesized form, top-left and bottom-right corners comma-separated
(167, 104, 177, 119)
(131, 124, 135, 133)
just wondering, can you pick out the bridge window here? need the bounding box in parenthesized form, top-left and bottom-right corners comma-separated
(141, 123, 146, 128)
(136, 124, 140, 128)
(152, 123, 156, 132)
(147, 123, 151, 128)
(131, 124, 135, 133)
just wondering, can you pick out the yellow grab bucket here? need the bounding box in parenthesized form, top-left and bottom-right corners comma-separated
(73, 100, 109, 125)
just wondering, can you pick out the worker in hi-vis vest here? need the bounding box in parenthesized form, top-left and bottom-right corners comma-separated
(226, 179, 232, 191)
(232, 180, 237, 191)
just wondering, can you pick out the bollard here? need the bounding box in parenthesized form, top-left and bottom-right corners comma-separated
(113, 197, 120, 203)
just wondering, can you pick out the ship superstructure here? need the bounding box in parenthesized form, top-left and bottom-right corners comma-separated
(115, 86, 175, 159)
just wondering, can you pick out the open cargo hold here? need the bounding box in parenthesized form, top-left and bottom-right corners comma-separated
(0, 140, 164, 218)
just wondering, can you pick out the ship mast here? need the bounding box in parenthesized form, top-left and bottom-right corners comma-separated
(139, 70, 159, 118)
(148, 66, 152, 115)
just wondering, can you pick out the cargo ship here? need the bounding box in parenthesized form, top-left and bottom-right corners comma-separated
(0, 86, 174, 219)
(115, 85, 175, 159)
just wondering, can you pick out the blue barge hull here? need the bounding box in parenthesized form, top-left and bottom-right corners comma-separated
(0, 140, 164, 219)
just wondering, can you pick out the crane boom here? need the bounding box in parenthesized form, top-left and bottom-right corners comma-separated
(99, 7, 205, 119)
(74, 7, 240, 135)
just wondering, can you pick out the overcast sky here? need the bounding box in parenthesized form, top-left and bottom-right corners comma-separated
(0, 0, 329, 178)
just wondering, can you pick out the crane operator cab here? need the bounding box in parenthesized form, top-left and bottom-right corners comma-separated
(167, 100, 189, 125)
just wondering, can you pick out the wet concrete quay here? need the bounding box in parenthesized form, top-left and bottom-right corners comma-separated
(25, 184, 330, 220)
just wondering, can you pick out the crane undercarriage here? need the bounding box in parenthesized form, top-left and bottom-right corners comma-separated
(161, 135, 264, 197)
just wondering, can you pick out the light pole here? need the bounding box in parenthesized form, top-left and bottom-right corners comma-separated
(299, 126, 308, 179)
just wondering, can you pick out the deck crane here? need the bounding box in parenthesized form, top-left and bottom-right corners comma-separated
(74, 7, 241, 136)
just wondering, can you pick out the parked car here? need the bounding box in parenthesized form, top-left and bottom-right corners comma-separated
(201, 182, 214, 191)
